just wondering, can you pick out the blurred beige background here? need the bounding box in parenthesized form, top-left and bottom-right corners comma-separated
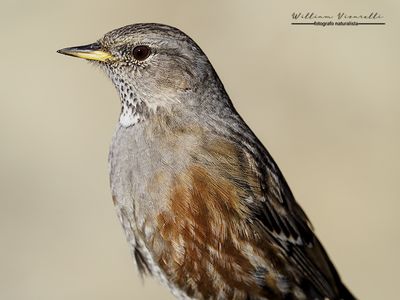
(1, 0, 399, 299)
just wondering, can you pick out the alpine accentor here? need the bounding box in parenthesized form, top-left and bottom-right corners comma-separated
(58, 23, 355, 300)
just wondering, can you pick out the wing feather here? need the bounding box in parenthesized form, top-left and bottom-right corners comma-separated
(197, 134, 350, 299)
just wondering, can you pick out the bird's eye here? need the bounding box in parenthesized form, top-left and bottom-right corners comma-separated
(132, 45, 151, 61)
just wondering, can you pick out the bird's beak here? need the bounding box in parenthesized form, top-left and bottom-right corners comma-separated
(57, 42, 113, 62)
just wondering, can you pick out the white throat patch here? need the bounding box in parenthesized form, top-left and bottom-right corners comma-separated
(119, 96, 142, 127)
(120, 107, 140, 127)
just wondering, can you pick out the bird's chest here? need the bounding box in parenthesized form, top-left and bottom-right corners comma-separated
(109, 123, 170, 242)
(109, 123, 194, 231)
(108, 123, 199, 298)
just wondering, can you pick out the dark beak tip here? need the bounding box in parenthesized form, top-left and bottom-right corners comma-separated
(57, 48, 69, 55)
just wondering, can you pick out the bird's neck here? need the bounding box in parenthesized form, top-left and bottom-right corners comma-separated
(109, 71, 151, 127)
(112, 69, 232, 128)
(118, 90, 150, 127)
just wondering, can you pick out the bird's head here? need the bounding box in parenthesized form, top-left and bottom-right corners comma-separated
(58, 23, 223, 127)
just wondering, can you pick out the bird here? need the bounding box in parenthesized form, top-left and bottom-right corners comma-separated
(58, 23, 355, 300)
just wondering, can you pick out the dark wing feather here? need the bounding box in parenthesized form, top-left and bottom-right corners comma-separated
(134, 247, 152, 275)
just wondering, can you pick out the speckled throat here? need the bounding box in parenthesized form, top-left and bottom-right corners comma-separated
(108, 70, 150, 127)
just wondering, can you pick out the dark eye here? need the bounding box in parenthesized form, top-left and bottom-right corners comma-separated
(132, 45, 151, 61)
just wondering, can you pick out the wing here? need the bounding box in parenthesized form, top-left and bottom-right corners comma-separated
(187, 132, 353, 299)
(153, 123, 353, 299)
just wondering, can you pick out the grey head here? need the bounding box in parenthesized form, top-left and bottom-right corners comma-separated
(58, 23, 230, 127)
